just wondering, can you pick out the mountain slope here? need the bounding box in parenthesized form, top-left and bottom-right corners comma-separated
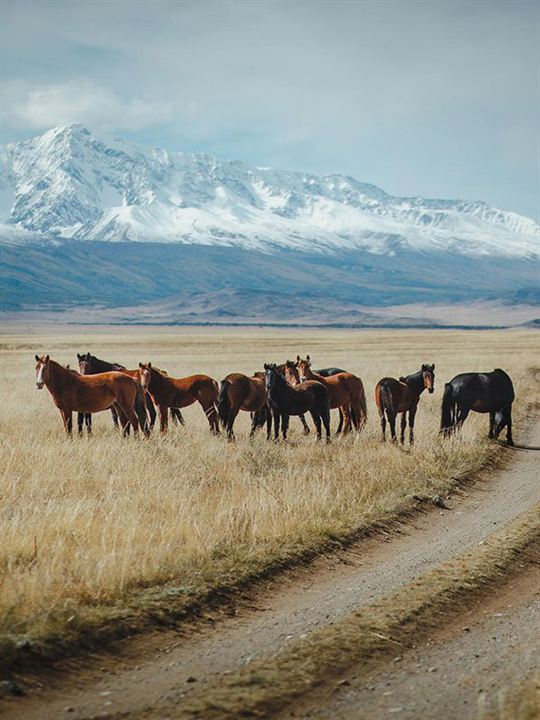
(1, 124, 538, 257)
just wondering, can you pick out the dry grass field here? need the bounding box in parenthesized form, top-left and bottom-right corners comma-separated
(0, 327, 538, 659)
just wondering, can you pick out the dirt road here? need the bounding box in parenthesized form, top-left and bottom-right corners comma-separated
(6, 419, 540, 720)
(295, 565, 540, 720)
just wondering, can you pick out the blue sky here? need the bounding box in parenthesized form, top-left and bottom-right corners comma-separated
(1, 0, 538, 218)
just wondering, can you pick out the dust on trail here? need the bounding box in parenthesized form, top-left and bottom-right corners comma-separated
(6, 419, 540, 720)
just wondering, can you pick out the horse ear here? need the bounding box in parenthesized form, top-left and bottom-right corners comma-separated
(35, 354, 40, 362)
(307, 354, 310, 362)
(148, 362, 152, 369)
(296, 355, 300, 362)
(431, 364, 435, 371)
(77, 353, 82, 360)
(45, 355, 49, 362)
(139, 362, 143, 368)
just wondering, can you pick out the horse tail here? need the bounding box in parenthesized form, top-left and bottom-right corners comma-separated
(379, 381, 394, 418)
(440, 382, 455, 434)
(218, 379, 231, 428)
(357, 380, 367, 424)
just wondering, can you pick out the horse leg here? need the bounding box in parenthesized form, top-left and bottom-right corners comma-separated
(409, 406, 417, 445)
(111, 405, 120, 429)
(158, 404, 168, 434)
(265, 408, 272, 440)
(145, 394, 157, 430)
(456, 406, 470, 430)
(117, 402, 139, 437)
(309, 410, 322, 441)
(380, 411, 386, 441)
(273, 411, 280, 441)
(488, 411, 495, 439)
(300, 414, 310, 435)
(400, 412, 407, 445)
(281, 414, 290, 441)
(85, 413, 92, 435)
(505, 406, 514, 446)
(388, 410, 397, 442)
(62, 410, 73, 437)
(341, 404, 353, 435)
(172, 407, 185, 425)
(77, 412, 84, 435)
(336, 407, 344, 435)
(227, 406, 239, 440)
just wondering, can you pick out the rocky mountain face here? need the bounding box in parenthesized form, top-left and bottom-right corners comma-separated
(1, 124, 537, 257)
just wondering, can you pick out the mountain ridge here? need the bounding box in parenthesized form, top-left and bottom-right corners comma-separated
(1, 124, 538, 258)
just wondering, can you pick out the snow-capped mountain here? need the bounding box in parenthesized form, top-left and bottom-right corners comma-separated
(1, 124, 538, 258)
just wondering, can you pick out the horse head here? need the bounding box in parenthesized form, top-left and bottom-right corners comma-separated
(35, 354, 50, 389)
(422, 363, 435, 393)
(263, 363, 279, 391)
(138, 362, 153, 390)
(296, 355, 312, 383)
(284, 360, 300, 386)
(77, 352, 92, 375)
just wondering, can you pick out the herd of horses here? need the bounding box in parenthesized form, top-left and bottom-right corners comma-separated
(34, 352, 516, 446)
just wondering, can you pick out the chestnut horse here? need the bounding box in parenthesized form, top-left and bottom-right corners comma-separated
(375, 363, 435, 444)
(35, 355, 148, 436)
(138, 363, 220, 434)
(264, 363, 331, 442)
(440, 369, 514, 445)
(218, 373, 271, 439)
(296, 356, 367, 434)
(77, 353, 185, 432)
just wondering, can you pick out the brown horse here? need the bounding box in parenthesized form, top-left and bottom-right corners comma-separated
(35, 355, 148, 436)
(218, 373, 271, 439)
(375, 363, 435, 444)
(138, 363, 220, 434)
(296, 356, 367, 434)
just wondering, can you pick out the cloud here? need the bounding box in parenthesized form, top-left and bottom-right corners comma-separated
(1, 79, 174, 131)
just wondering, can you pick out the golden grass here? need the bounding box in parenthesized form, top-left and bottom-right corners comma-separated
(0, 327, 538, 665)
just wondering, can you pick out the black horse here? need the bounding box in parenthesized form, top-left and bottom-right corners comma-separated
(264, 363, 331, 442)
(76, 352, 182, 433)
(440, 369, 515, 445)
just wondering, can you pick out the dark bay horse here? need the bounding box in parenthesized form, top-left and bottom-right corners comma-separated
(296, 356, 367, 434)
(35, 355, 148, 436)
(138, 363, 220, 434)
(375, 364, 435, 444)
(440, 369, 515, 445)
(264, 363, 331, 442)
(218, 373, 271, 439)
(281, 362, 348, 434)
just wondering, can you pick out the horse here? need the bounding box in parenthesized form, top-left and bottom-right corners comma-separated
(218, 373, 271, 439)
(296, 356, 367, 434)
(138, 363, 220, 434)
(375, 363, 435, 444)
(35, 355, 148, 437)
(77, 353, 186, 431)
(264, 363, 331, 442)
(284, 362, 348, 433)
(440, 369, 515, 445)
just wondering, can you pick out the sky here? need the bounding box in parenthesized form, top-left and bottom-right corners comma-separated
(1, 0, 538, 218)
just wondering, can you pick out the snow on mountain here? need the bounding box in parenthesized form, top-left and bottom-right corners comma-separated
(1, 124, 538, 257)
